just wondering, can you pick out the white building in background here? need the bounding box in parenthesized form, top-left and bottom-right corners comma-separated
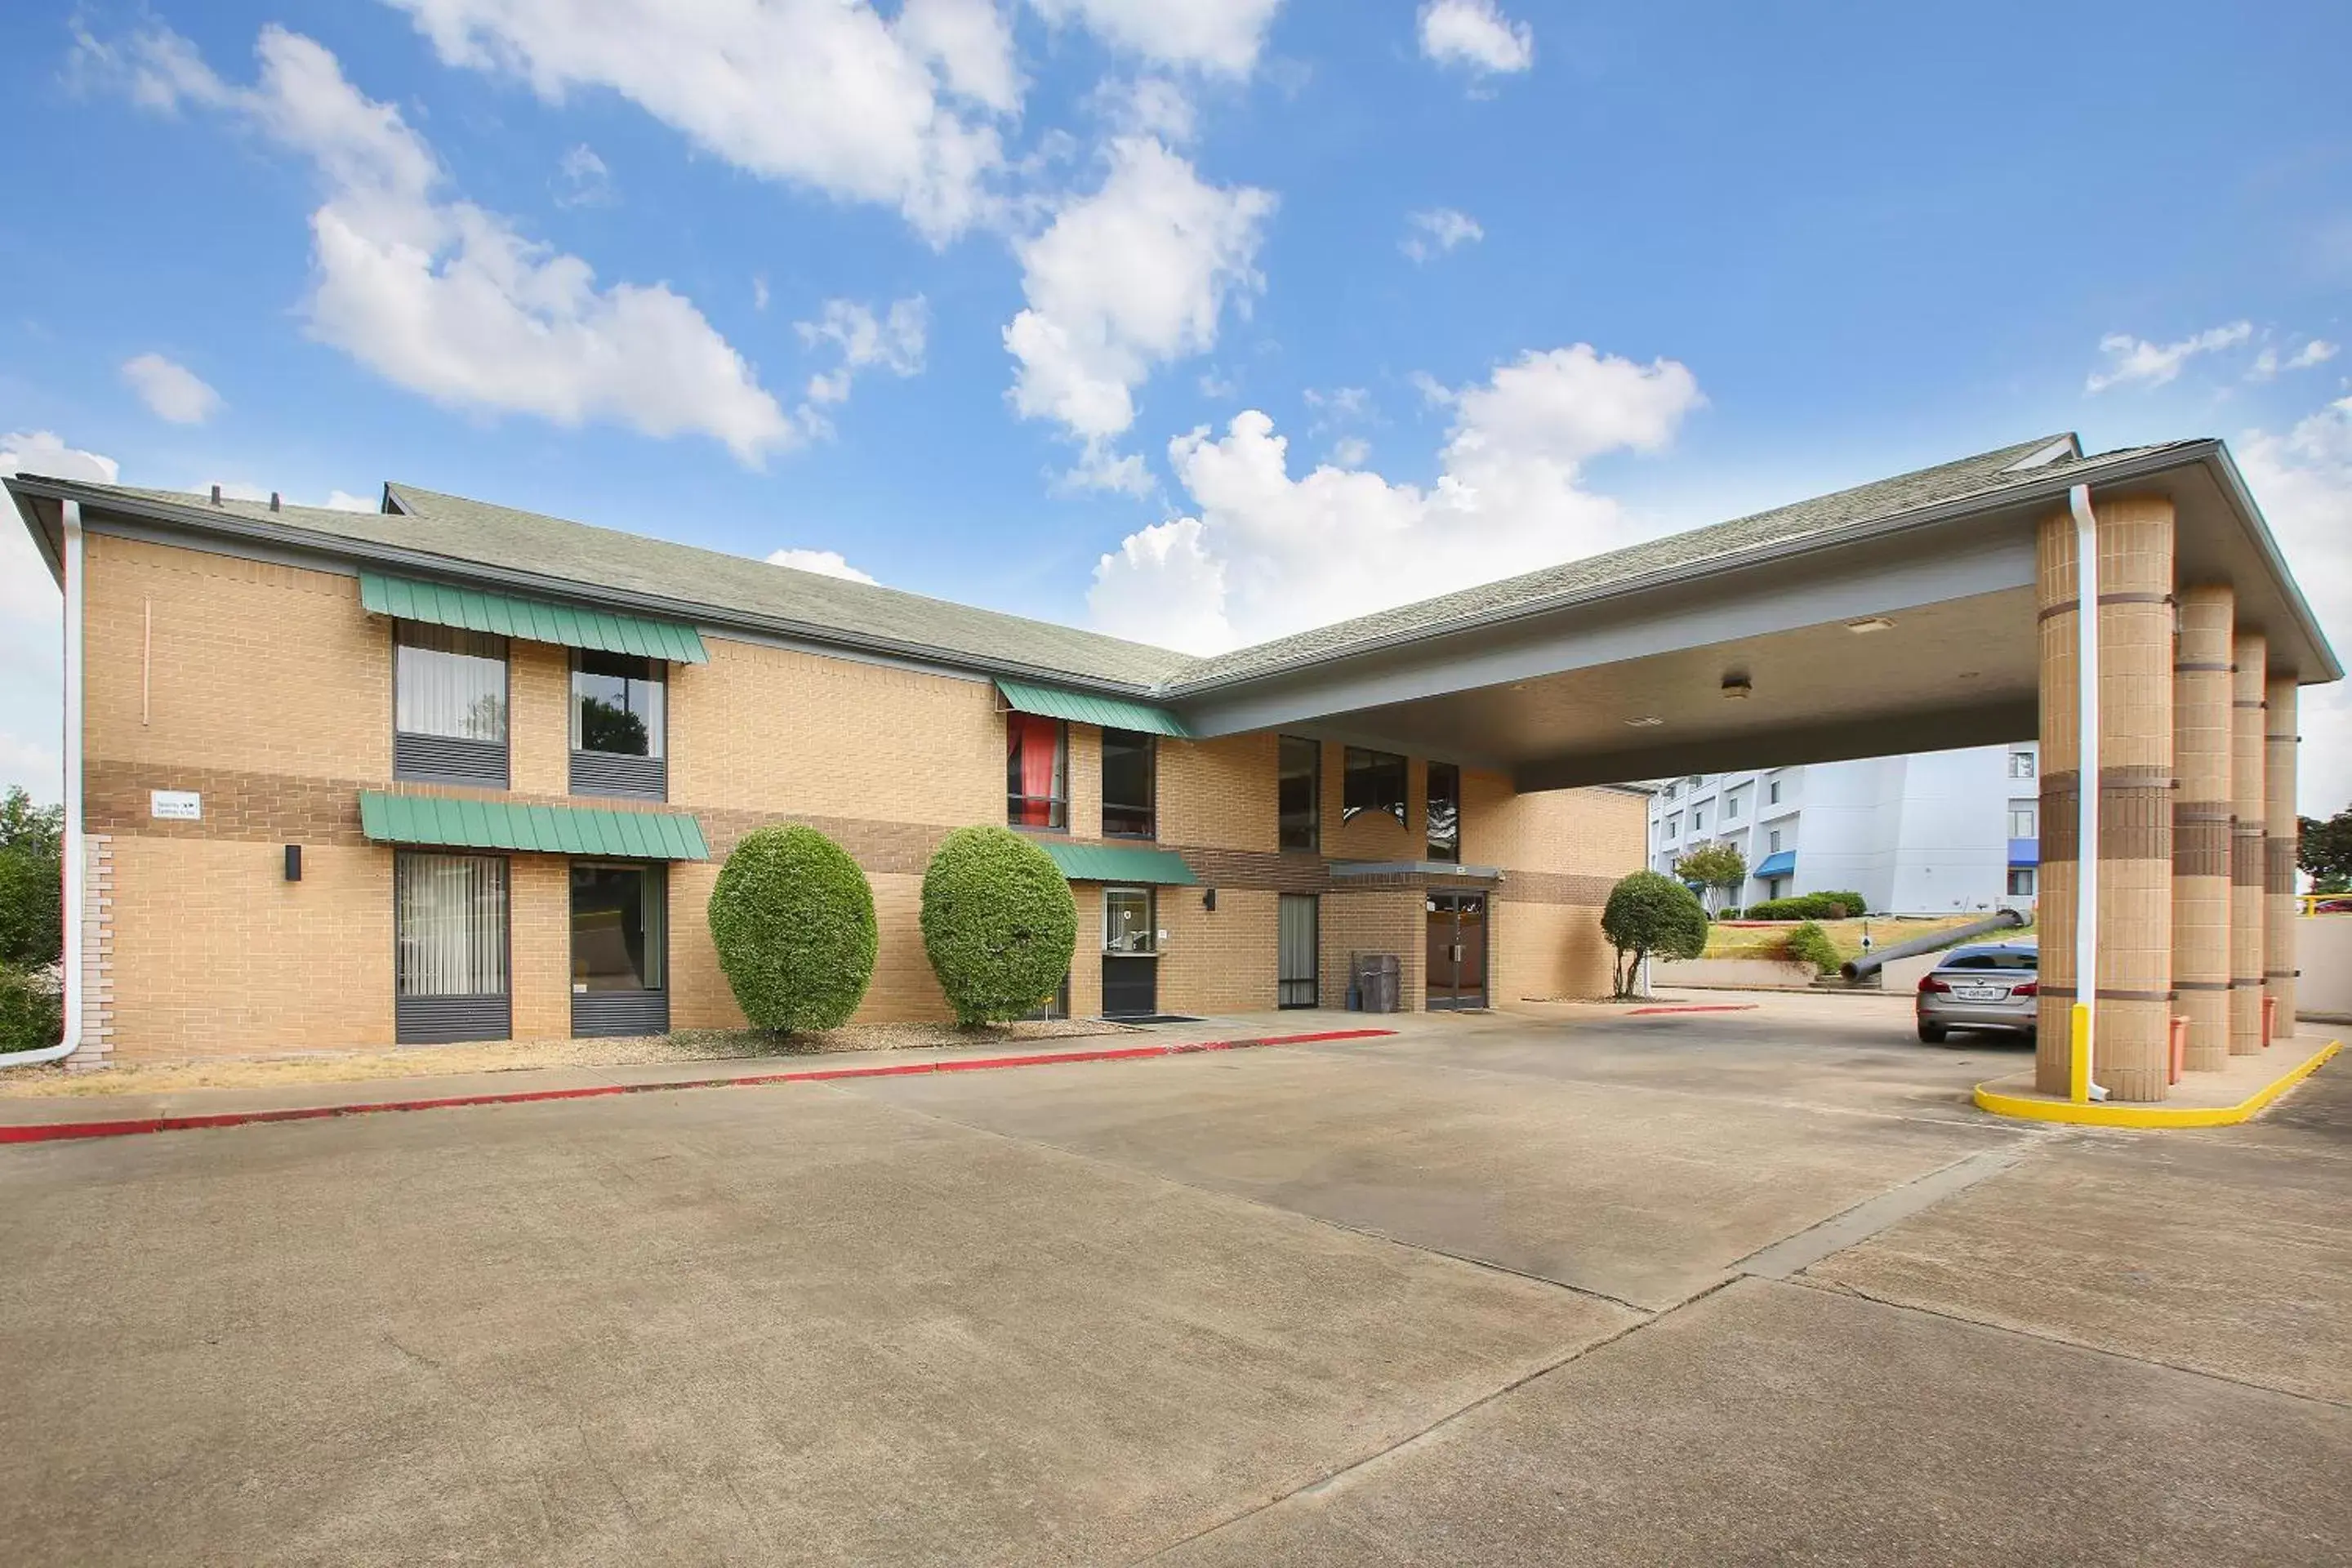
(1647, 742, 2041, 915)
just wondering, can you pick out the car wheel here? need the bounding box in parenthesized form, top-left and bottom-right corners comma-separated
(1917, 1021, 1949, 1044)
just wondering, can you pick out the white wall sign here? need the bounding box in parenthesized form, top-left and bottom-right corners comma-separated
(149, 790, 201, 821)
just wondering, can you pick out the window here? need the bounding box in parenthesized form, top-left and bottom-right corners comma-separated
(394, 623, 508, 786)
(1278, 893, 1318, 1008)
(2008, 801, 2038, 838)
(1427, 761, 1460, 862)
(572, 653, 664, 757)
(1664, 781, 1679, 801)
(394, 852, 510, 1043)
(570, 863, 669, 1037)
(1724, 791, 1742, 821)
(1665, 813, 1682, 839)
(1343, 747, 1407, 825)
(2009, 751, 2037, 779)
(1768, 830, 1782, 853)
(2007, 867, 2037, 897)
(1278, 736, 1321, 851)
(571, 651, 666, 799)
(1104, 887, 1156, 955)
(1101, 728, 1156, 839)
(1767, 778, 1781, 805)
(1006, 714, 1068, 828)
(1691, 805, 1706, 831)
(1944, 947, 2036, 971)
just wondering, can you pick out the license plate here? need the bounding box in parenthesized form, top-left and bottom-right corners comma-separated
(1955, 986, 2003, 1001)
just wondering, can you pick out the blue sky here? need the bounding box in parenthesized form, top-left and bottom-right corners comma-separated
(3, 0, 2349, 808)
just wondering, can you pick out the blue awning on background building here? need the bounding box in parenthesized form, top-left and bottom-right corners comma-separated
(1754, 850, 1797, 880)
(2008, 837, 2039, 867)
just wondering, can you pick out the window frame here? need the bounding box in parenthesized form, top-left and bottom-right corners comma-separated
(1426, 760, 1461, 862)
(569, 649, 669, 800)
(1102, 885, 1156, 956)
(1099, 727, 1158, 840)
(2009, 751, 2038, 779)
(1341, 746, 1408, 826)
(392, 850, 512, 1044)
(391, 621, 511, 788)
(569, 650, 667, 760)
(1006, 714, 1071, 831)
(2007, 867, 2038, 898)
(1277, 735, 1321, 853)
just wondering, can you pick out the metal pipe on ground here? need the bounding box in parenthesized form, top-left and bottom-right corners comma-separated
(1839, 907, 2028, 982)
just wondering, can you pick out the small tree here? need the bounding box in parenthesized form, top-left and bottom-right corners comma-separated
(2301, 808, 2352, 894)
(0, 787, 65, 973)
(1673, 843, 1747, 912)
(706, 825, 878, 1032)
(921, 826, 1079, 1026)
(1601, 871, 1710, 998)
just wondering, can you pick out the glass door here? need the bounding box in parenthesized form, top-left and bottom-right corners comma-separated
(1101, 886, 1158, 1018)
(571, 862, 670, 1036)
(1425, 892, 1489, 1010)
(1278, 893, 1319, 1007)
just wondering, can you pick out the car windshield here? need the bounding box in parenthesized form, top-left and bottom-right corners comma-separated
(1942, 948, 2038, 972)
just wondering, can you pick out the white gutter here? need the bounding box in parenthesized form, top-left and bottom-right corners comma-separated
(2068, 484, 2107, 1102)
(2, 500, 82, 1068)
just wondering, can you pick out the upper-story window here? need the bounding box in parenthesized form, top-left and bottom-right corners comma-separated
(2008, 801, 2038, 838)
(2009, 750, 2037, 779)
(571, 652, 667, 800)
(1007, 715, 1068, 828)
(1767, 777, 1782, 805)
(1768, 829, 1783, 853)
(1427, 762, 1460, 862)
(1102, 728, 1156, 839)
(1691, 804, 1707, 831)
(1724, 791, 1743, 821)
(1343, 747, 1407, 825)
(1664, 781, 1679, 801)
(1664, 812, 1682, 839)
(394, 623, 508, 787)
(1278, 736, 1321, 851)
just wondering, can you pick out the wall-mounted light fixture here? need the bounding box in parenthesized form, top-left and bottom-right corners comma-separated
(1721, 672, 1753, 700)
(1202, 888, 1218, 912)
(1846, 616, 1895, 634)
(283, 844, 302, 882)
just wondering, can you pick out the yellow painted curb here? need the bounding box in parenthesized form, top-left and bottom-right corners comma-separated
(1972, 1039, 2340, 1127)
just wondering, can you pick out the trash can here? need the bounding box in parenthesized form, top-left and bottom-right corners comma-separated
(1349, 951, 1401, 1014)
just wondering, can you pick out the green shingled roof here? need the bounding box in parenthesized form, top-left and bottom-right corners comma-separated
(1036, 841, 1199, 885)
(359, 791, 710, 860)
(360, 572, 708, 662)
(996, 679, 1190, 737)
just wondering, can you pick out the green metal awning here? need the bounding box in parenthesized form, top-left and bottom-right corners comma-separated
(360, 572, 709, 663)
(359, 791, 710, 860)
(996, 678, 1189, 737)
(1037, 840, 1199, 886)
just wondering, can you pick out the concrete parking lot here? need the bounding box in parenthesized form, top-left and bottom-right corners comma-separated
(2, 994, 2345, 1565)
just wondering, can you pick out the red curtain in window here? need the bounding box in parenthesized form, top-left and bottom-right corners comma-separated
(1010, 714, 1062, 824)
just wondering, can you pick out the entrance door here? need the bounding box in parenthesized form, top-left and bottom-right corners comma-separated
(1425, 892, 1488, 1009)
(1101, 886, 1158, 1018)
(571, 862, 669, 1036)
(1277, 893, 1319, 1007)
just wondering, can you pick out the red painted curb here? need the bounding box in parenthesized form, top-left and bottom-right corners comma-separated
(0, 1028, 1396, 1146)
(1626, 1004, 1760, 1016)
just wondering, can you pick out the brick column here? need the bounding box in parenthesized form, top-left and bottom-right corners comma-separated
(2171, 586, 2234, 1071)
(2265, 676, 2300, 1038)
(69, 833, 117, 1071)
(2229, 634, 2268, 1054)
(2034, 493, 2176, 1100)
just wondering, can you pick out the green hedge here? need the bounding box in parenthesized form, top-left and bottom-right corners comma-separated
(1743, 890, 1867, 920)
(0, 966, 62, 1056)
(706, 826, 877, 1032)
(920, 826, 1078, 1026)
(1782, 921, 1842, 976)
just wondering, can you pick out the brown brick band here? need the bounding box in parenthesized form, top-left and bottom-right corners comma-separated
(2172, 661, 2232, 673)
(2172, 980, 2231, 991)
(2265, 969, 2300, 979)
(2039, 766, 2177, 792)
(2172, 817, 2230, 877)
(2230, 833, 2264, 887)
(2035, 591, 2173, 621)
(2039, 782, 2174, 862)
(2037, 986, 2177, 1003)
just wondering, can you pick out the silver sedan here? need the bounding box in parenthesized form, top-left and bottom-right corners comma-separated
(1915, 943, 2038, 1043)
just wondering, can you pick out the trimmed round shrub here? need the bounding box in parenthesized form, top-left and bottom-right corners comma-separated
(1600, 870, 1711, 997)
(920, 826, 1078, 1026)
(707, 826, 877, 1032)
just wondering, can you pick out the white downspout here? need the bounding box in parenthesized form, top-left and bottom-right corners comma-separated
(2, 499, 83, 1068)
(2068, 484, 2107, 1102)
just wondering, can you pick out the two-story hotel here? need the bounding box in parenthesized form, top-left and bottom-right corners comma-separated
(7, 476, 1640, 1065)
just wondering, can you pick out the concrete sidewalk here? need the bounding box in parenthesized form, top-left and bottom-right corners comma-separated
(0, 1013, 1404, 1138)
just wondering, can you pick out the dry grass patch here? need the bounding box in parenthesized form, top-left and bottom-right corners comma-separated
(0, 1018, 1132, 1099)
(1703, 915, 2016, 963)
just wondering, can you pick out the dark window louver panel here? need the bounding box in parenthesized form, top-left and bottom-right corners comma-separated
(572, 991, 670, 1038)
(570, 751, 668, 800)
(396, 994, 511, 1045)
(394, 733, 510, 787)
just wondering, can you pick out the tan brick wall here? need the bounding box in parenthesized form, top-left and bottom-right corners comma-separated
(1321, 888, 1425, 1013)
(670, 635, 1000, 825)
(510, 642, 571, 798)
(84, 533, 390, 780)
(1463, 773, 1643, 876)
(108, 838, 393, 1057)
(510, 856, 572, 1041)
(1490, 900, 1614, 1002)
(1160, 732, 1281, 853)
(1158, 885, 1279, 1014)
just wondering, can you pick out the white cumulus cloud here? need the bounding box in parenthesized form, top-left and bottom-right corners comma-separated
(766, 547, 879, 584)
(1004, 136, 1275, 490)
(2248, 338, 2340, 382)
(121, 353, 221, 424)
(2085, 321, 2253, 392)
(1088, 344, 1704, 653)
(796, 296, 929, 410)
(555, 142, 612, 207)
(1419, 0, 1534, 76)
(0, 430, 119, 484)
(387, 0, 1017, 242)
(106, 24, 795, 463)
(2238, 393, 2352, 817)
(1402, 206, 1482, 262)
(1030, 0, 1285, 76)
